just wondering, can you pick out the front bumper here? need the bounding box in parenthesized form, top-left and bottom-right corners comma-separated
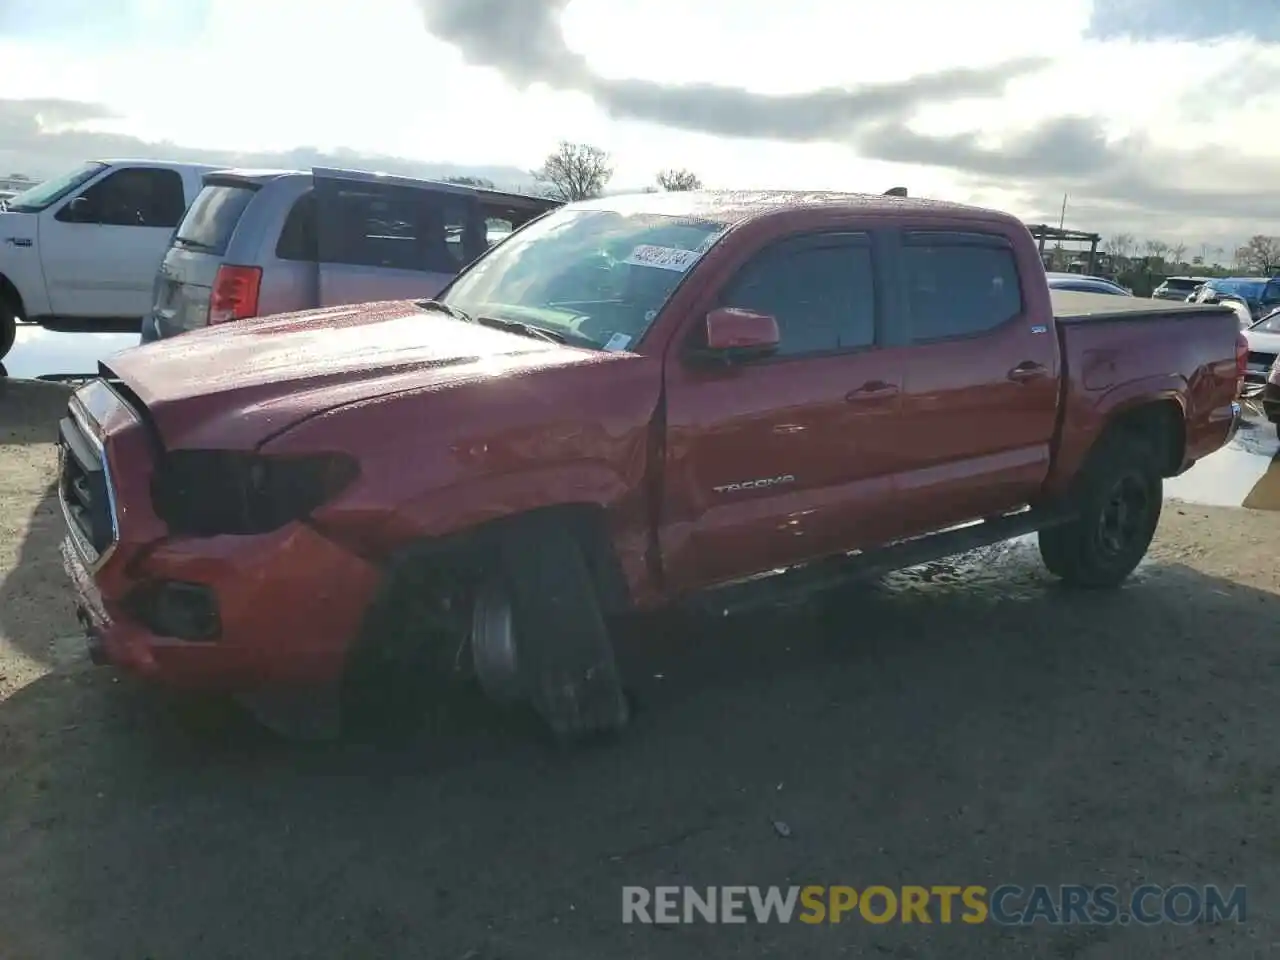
(57, 381, 382, 691)
(63, 521, 381, 690)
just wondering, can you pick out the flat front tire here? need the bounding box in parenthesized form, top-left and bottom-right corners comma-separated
(498, 519, 630, 743)
(1039, 432, 1163, 588)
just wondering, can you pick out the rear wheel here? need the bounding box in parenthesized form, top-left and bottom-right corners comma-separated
(0, 298, 16, 362)
(1039, 432, 1163, 588)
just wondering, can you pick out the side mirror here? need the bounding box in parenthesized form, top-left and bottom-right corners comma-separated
(61, 196, 92, 223)
(688, 307, 780, 365)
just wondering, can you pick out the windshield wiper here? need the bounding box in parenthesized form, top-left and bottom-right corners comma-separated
(475, 315, 566, 344)
(415, 299, 474, 324)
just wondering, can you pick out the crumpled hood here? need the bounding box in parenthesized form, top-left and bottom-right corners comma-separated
(103, 300, 590, 449)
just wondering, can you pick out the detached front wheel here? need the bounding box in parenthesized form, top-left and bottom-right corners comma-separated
(1039, 433, 1163, 588)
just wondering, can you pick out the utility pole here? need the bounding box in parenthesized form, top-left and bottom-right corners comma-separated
(1058, 194, 1068, 231)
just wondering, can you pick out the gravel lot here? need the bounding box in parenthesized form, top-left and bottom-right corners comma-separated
(3, 377, 1280, 959)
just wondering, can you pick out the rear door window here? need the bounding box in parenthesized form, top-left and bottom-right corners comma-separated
(311, 180, 486, 273)
(902, 232, 1023, 341)
(173, 184, 257, 255)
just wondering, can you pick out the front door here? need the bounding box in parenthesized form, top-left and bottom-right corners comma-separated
(659, 231, 909, 593)
(311, 170, 487, 307)
(41, 166, 187, 320)
(893, 229, 1061, 536)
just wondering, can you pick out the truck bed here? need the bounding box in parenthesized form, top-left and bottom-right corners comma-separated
(1051, 290, 1232, 324)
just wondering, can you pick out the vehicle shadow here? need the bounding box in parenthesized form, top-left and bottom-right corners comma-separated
(0, 481, 79, 674)
(2, 546, 1278, 959)
(0, 382, 80, 672)
(0, 378, 71, 445)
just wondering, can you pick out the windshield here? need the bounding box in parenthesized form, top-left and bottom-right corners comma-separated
(4, 161, 107, 213)
(1211, 279, 1266, 300)
(441, 206, 728, 351)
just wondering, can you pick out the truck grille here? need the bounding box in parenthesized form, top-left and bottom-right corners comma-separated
(58, 411, 117, 566)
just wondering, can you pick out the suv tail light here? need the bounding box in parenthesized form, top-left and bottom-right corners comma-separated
(1236, 331, 1248, 396)
(208, 265, 262, 326)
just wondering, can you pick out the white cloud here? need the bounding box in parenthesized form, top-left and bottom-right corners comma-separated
(2, 0, 1279, 253)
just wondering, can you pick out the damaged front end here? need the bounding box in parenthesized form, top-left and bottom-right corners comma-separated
(55, 376, 381, 692)
(150, 449, 359, 537)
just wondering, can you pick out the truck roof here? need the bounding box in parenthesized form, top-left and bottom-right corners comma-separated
(573, 189, 1020, 229)
(94, 158, 223, 172)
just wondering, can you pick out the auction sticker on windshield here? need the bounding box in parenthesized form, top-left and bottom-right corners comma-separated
(624, 244, 701, 272)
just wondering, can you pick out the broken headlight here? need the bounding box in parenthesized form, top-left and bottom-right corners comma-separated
(151, 450, 359, 537)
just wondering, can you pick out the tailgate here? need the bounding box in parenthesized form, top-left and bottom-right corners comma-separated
(311, 168, 487, 308)
(151, 180, 259, 337)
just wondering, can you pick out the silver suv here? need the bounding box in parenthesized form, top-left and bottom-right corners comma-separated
(142, 166, 558, 342)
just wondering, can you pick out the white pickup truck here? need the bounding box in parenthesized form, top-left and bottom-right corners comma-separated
(0, 159, 218, 359)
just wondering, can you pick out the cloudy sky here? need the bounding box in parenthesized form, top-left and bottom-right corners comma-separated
(2, 0, 1278, 253)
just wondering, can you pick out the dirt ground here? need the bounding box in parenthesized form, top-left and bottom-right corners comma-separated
(3, 378, 1280, 959)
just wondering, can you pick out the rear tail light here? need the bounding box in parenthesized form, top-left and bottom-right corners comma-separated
(1236, 331, 1248, 396)
(207, 265, 262, 326)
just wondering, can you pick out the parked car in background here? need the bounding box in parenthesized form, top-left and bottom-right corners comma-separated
(0, 158, 218, 359)
(1242, 308, 1280, 396)
(1045, 272, 1132, 296)
(59, 190, 1244, 741)
(1152, 276, 1210, 301)
(1192, 277, 1280, 322)
(141, 167, 559, 343)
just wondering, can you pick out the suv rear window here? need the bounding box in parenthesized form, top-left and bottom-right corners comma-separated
(279, 182, 487, 272)
(174, 184, 257, 255)
(1164, 278, 1202, 291)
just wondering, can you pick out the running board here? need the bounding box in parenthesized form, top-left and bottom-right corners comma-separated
(692, 507, 1074, 616)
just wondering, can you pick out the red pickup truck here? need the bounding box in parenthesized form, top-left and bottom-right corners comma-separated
(58, 191, 1246, 741)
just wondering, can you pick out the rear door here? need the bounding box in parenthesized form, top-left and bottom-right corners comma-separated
(150, 177, 260, 338)
(311, 169, 487, 306)
(893, 229, 1060, 535)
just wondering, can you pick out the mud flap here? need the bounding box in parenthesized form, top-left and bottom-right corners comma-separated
(498, 520, 630, 742)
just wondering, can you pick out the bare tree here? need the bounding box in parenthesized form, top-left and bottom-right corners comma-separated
(1235, 235, 1280, 273)
(1142, 239, 1169, 260)
(443, 175, 496, 189)
(656, 168, 702, 192)
(1169, 242, 1187, 267)
(532, 141, 613, 202)
(1104, 233, 1135, 261)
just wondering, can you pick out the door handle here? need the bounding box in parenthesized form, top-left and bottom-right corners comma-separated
(1007, 361, 1048, 383)
(845, 380, 899, 402)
